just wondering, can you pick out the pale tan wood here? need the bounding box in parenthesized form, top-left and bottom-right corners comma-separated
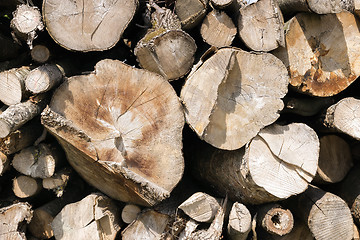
(193, 123, 319, 204)
(42, 0, 137, 52)
(25, 64, 64, 94)
(313, 135, 353, 184)
(10, 4, 44, 49)
(41, 59, 184, 206)
(0, 66, 30, 106)
(0, 151, 10, 176)
(0, 202, 33, 240)
(323, 97, 360, 140)
(175, 0, 208, 29)
(0, 94, 48, 138)
(135, 5, 196, 80)
(238, 0, 284, 52)
(211, 0, 233, 8)
(12, 143, 63, 179)
(13, 175, 42, 198)
(181, 47, 288, 150)
(256, 203, 294, 237)
(276, 0, 354, 14)
(290, 185, 353, 240)
(52, 193, 121, 240)
(121, 204, 141, 224)
(178, 192, 220, 223)
(273, 12, 360, 97)
(200, 10, 236, 48)
(179, 219, 199, 240)
(31, 45, 51, 64)
(42, 167, 72, 197)
(121, 209, 171, 240)
(227, 202, 251, 240)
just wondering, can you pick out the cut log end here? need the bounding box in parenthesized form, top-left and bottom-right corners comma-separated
(13, 175, 42, 198)
(257, 204, 294, 236)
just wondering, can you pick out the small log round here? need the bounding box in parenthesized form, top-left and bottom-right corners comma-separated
(31, 45, 51, 64)
(175, 0, 208, 29)
(42, 167, 72, 197)
(13, 175, 42, 198)
(25, 64, 64, 94)
(227, 202, 252, 240)
(121, 204, 141, 224)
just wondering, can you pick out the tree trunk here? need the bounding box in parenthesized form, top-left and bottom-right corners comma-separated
(134, 5, 197, 80)
(41, 59, 184, 206)
(0, 66, 30, 106)
(200, 10, 237, 48)
(192, 123, 319, 204)
(25, 64, 64, 94)
(238, 0, 284, 52)
(288, 185, 354, 240)
(180, 47, 289, 150)
(121, 204, 142, 224)
(12, 175, 43, 198)
(42, 0, 137, 52)
(0, 202, 33, 240)
(273, 12, 360, 97)
(313, 135, 353, 184)
(227, 202, 252, 240)
(175, 0, 208, 29)
(51, 193, 121, 240)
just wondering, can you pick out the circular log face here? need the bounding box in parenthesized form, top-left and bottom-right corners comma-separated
(42, 0, 137, 51)
(48, 59, 184, 203)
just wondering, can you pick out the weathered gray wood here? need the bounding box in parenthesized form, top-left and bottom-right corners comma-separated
(25, 64, 64, 94)
(31, 45, 51, 63)
(13, 175, 42, 198)
(121, 204, 141, 224)
(227, 202, 251, 240)
(175, 0, 208, 29)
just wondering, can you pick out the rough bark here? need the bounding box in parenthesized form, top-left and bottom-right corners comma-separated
(52, 193, 121, 240)
(121, 204, 141, 224)
(42, 0, 137, 52)
(42, 167, 72, 197)
(12, 143, 64, 179)
(276, 0, 354, 15)
(313, 135, 353, 184)
(13, 175, 43, 198)
(0, 94, 49, 138)
(31, 45, 51, 64)
(181, 47, 288, 150)
(273, 12, 360, 97)
(25, 64, 64, 94)
(288, 185, 354, 240)
(238, 0, 284, 52)
(0, 202, 33, 240)
(227, 202, 252, 240)
(200, 10, 237, 48)
(135, 5, 197, 80)
(322, 97, 360, 140)
(41, 59, 184, 206)
(0, 66, 30, 106)
(178, 192, 221, 223)
(192, 123, 319, 204)
(175, 0, 208, 29)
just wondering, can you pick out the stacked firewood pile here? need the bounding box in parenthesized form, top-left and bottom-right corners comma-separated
(1, 0, 360, 239)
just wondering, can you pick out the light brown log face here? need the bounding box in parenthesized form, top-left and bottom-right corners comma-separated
(274, 12, 360, 97)
(42, 0, 137, 51)
(42, 59, 184, 206)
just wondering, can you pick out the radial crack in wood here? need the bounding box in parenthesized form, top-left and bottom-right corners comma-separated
(41, 59, 184, 206)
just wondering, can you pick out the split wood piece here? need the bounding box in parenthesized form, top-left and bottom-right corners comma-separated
(12, 143, 63, 179)
(273, 12, 360, 97)
(42, 167, 72, 197)
(10, 4, 44, 49)
(179, 219, 199, 239)
(211, 0, 233, 8)
(0, 151, 10, 176)
(289, 185, 353, 240)
(282, 96, 334, 116)
(135, 5, 196, 80)
(238, 0, 284, 52)
(227, 202, 251, 240)
(0, 33, 21, 62)
(121, 204, 141, 224)
(192, 123, 319, 204)
(256, 203, 294, 237)
(178, 192, 220, 223)
(200, 10, 237, 48)
(181, 47, 288, 150)
(0, 120, 43, 155)
(313, 135, 353, 184)
(41, 59, 184, 206)
(25, 64, 64, 94)
(0, 66, 30, 106)
(0, 94, 49, 138)
(322, 97, 360, 140)
(335, 165, 360, 226)
(42, 0, 137, 52)
(0, 202, 33, 240)
(121, 209, 171, 239)
(269, 218, 313, 240)
(276, 0, 354, 15)
(13, 175, 42, 198)
(175, 0, 208, 29)
(31, 45, 51, 64)
(52, 193, 120, 240)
